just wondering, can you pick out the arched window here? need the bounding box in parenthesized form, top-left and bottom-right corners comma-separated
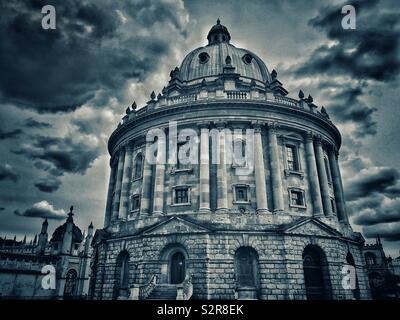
(134, 154, 143, 179)
(346, 252, 360, 300)
(302, 245, 331, 300)
(234, 247, 259, 288)
(64, 269, 78, 298)
(233, 138, 246, 167)
(114, 251, 130, 299)
(365, 252, 377, 265)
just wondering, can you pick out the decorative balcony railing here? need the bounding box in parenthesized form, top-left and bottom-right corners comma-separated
(272, 95, 298, 107)
(226, 91, 248, 99)
(168, 94, 198, 106)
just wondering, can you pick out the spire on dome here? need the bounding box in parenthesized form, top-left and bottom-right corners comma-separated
(207, 18, 231, 45)
(67, 205, 74, 223)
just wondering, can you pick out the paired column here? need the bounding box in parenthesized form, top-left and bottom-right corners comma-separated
(253, 123, 269, 213)
(304, 132, 323, 217)
(140, 141, 153, 215)
(328, 146, 349, 223)
(118, 144, 134, 219)
(111, 148, 125, 220)
(216, 124, 229, 212)
(153, 136, 166, 215)
(314, 136, 333, 216)
(199, 124, 210, 212)
(268, 122, 284, 212)
(104, 159, 117, 227)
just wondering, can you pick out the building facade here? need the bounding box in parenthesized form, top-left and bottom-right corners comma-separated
(0, 207, 93, 299)
(90, 20, 371, 300)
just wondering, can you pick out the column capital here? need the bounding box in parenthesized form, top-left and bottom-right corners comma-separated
(214, 120, 227, 130)
(251, 120, 265, 133)
(266, 121, 280, 132)
(314, 134, 322, 145)
(125, 142, 134, 152)
(198, 121, 211, 129)
(305, 131, 315, 142)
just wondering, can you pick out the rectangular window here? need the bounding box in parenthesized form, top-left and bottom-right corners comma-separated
(331, 198, 336, 213)
(285, 145, 299, 171)
(130, 195, 140, 211)
(290, 190, 305, 207)
(235, 186, 248, 202)
(324, 157, 332, 184)
(175, 187, 189, 204)
(177, 137, 191, 169)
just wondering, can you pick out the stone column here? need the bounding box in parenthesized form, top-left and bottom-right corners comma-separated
(253, 123, 269, 213)
(104, 159, 117, 227)
(118, 144, 134, 219)
(140, 141, 153, 215)
(268, 122, 284, 212)
(199, 123, 211, 212)
(216, 123, 228, 213)
(314, 136, 333, 216)
(112, 147, 125, 220)
(304, 132, 323, 217)
(328, 146, 349, 223)
(153, 136, 166, 215)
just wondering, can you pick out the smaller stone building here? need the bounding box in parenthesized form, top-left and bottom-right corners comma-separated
(362, 237, 399, 299)
(0, 207, 93, 299)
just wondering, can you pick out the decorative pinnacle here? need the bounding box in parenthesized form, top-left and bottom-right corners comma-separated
(217, 18, 221, 25)
(131, 101, 137, 110)
(298, 89, 304, 99)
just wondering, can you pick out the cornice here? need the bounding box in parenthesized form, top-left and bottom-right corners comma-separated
(108, 100, 342, 156)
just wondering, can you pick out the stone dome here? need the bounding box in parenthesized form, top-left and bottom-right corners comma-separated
(50, 211, 83, 243)
(179, 20, 272, 84)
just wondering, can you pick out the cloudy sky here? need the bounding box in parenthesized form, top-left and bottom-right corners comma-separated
(0, 0, 399, 257)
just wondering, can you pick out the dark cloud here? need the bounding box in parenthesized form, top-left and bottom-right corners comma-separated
(0, 164, 20, 182)
(294, 0, 400, 82)
(0, 129, 23, 140)
(326, 86, 377, 137)
(0, 207, 5, 211)
(345, 166, 399, 201)
(14, 200, 66, 220)
(13, 133, 102, 175)
(362, 222, 400, 241)
(0, 0, 188, 113)
(34, 176, 62, 193)
(23, 117, 52, 129)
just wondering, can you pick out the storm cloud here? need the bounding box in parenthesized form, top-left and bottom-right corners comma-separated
(345, 166, 399, 201)
(0, 0, 188, 112)
(23, 118, 52, 129)
(13, 133, 102, 175)
(0, 129, 23, 140)
(294, 0, 400, 82)
(0, 164, 20, 183)
(34, 176, 62, 193)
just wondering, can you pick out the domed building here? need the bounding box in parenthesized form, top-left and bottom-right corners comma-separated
(90, 20, 371, 300)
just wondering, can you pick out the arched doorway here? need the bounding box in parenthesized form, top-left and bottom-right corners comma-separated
(346, 252, 360, 300)
(64, 269, 78, 298)
(234, 247, 259, 299)
(114, 251, 130, 299)
(302, 245, 330, 300)
(170, 251, 185, 284)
